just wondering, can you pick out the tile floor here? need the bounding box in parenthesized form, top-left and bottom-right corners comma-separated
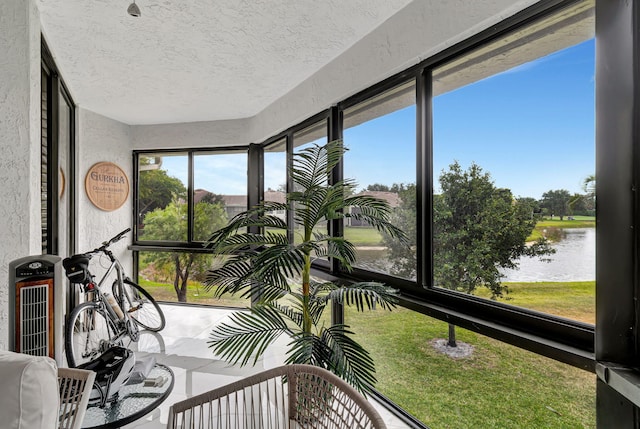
(120, 303, 410, 429)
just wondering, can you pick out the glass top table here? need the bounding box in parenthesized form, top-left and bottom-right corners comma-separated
(82, 364, 174, 429)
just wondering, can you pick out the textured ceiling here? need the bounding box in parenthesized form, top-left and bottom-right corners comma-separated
(37, 0, 413, 125)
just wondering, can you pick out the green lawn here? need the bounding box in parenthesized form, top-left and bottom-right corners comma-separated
(345, 279, 595, 428)
(348, 306, 595, 429)
(344, 226, 384, 246)
(476, 281, 595, 324)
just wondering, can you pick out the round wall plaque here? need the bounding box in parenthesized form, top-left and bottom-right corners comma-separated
(85, 162, 130, 211)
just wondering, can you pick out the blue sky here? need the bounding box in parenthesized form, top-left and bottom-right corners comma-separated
(161, 38, 595, 200)
(345, 38, 595, 199)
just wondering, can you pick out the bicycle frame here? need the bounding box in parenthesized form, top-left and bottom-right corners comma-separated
(65, 228, 165, 367)
(87, 250, 139, 341)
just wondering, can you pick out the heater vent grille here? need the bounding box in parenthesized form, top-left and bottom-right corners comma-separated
(19, 284, 50, 356)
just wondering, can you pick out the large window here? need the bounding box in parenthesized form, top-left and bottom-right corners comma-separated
(134, 149, 248, 307)
(343, 81, 417, 279)
(431, 1, 595, 324)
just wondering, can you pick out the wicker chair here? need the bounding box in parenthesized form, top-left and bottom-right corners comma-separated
(167, 364, 387, 429)
(58, 367, 96, 429)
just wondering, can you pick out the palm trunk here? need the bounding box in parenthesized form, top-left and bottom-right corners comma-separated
(302, 252, 312, 334)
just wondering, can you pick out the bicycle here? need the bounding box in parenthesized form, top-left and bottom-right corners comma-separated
(63, 228, 166, 367)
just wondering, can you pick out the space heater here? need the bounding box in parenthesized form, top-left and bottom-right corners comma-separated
(8, 255, 65, 365)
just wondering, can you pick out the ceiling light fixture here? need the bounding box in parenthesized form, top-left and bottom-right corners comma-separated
(127, 1, 141, 17)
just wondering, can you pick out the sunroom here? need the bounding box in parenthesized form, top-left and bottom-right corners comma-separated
(1, 0, 638, 427)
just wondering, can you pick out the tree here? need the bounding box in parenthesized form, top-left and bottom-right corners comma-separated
(540, 189, 572, 220)
(382, 183, 417, 279)
(433, 162, 554, 346)
(138, 160, 187, 222)
(203, 140, 408, 394)
(141, 200, 228, 302)
(366, 183, 390, 192)
(583, 174, 596, 197)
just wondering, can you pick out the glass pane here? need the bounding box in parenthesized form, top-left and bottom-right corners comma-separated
(346, 306, 595, 427)
(138, 153, 188, 241)
(432, 1, 595, 324)
(193, 151, 247, 241)
(343, 81, 416, 279)
(137, 250, 249, 306)
(292, 122, 328, 251)
(264, 138, 287, 227)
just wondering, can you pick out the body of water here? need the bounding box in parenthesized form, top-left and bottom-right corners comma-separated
(500, 227, 595, 282)
(355, 227, 596, 283)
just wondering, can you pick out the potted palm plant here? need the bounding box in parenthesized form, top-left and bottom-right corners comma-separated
(203, 140, 407, 394)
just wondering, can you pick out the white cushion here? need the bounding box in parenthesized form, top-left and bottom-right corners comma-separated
(0, 350, 59, 429)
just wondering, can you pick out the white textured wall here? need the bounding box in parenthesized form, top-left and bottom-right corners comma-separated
(77, 109, 133, 277)
(132, 117, 253, 150)
(0, 0, 41, 350)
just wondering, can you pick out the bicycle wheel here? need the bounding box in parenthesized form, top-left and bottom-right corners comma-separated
(114, 280, 166, 332)
(65, 302, 118, 367)
(123, 330, 166, 354)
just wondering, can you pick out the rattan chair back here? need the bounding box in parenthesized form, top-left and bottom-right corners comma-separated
(167, 364, 387, 429)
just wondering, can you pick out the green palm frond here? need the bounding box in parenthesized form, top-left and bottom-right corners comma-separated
(208, 305, 292, 366)
(324, 237, 358, 268)
(286, 326, 377, 395)
(271, 302, 304, 328)
(321, 325, 377, 394)
(206, 208, 287, 250)
(291, 141, 343, 190)
(252, 243, 305, 283)
(324, 282, 398, 312)
(286, 333, 333, 369)
(205, 139, 408, 394)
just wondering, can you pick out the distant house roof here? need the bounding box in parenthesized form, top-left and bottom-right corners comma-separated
(264, 191, 286, 204)
(194, 189, 287, 207)
(193, 188, 211, 204)
(354, 191, 401, 208)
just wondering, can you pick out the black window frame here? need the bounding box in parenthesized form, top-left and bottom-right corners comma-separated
(41, 38, 76, 256)
(131, 146, 249, 251)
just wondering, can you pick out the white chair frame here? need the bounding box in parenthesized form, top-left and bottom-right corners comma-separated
(58, 367, 96, 429)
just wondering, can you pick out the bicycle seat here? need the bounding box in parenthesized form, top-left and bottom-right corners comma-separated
(63, 254, 92, 284)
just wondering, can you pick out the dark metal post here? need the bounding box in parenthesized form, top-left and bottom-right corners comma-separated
(248, 143, 264, 306)
(417, 68, 432, 289)
(328, 106, 345, 326)
(595, 0, 640, 425)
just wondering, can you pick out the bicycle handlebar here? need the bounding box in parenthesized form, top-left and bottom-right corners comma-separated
(102, 228, 131, 247)
(85, 228, 131, 255)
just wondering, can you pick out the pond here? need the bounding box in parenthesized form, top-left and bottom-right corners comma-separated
(354, 227, 596, 282)
(500, 227, 595, 282)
